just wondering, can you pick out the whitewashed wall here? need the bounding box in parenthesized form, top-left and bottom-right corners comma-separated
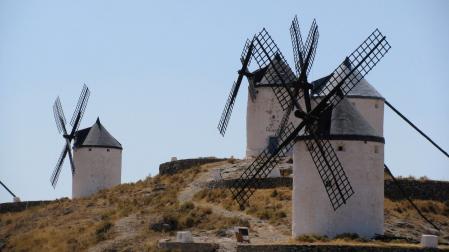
(246, 86, 301, 158)
(72, 147, 122, 198)
(292, 139, 384, 238)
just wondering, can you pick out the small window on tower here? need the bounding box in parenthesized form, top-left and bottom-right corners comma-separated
(272, 115, 275, 119)
(107, 149, 110, 152)
(337, 145, 345, 152)
(374, 145, 379, 154)
(375, 103, 379, 109)
(89, 148, 92, 151)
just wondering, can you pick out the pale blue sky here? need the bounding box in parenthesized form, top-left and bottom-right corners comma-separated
(0, 0, 448, 201)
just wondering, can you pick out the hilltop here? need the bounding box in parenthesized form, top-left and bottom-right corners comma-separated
(0, 158, 448, 251)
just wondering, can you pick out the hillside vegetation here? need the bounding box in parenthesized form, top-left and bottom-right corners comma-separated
(0, 160, 448, 251)
(0, 162, 247, 251)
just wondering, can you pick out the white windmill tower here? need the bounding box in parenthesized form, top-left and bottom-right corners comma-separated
(292, 98, 384, 238)
(51, 85, 122, 198)
(245, 56, 301, 158)
(289, 59, 386, 238)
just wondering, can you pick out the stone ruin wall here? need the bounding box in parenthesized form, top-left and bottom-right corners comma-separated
(208, 177, 449, 202)
(159, 157, 227, 175)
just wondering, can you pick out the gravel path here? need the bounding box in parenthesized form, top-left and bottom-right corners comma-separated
(88, 214, 142, 252)
(177, 161, 290, 251)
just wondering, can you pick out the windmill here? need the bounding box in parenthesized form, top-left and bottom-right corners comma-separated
(224, 16, 449, 237)
(50, 84, 90, 188)
(228, 16, 391, 215)
(217, 31, 298, 158)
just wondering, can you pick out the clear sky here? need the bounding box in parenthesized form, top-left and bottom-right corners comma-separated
(1, 0, 448, 202)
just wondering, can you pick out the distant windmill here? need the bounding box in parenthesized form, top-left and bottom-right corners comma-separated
(51, 84, 90, 188)
(51, 85, 123, 198)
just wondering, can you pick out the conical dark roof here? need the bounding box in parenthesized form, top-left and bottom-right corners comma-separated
(73, 118, 122, 149)
(346, 78, 383, 100)
(257, 54, 296, 86)
(311, 59, 383, 100)
(330, 99, 380, 137)
(296, 99, 384, 143)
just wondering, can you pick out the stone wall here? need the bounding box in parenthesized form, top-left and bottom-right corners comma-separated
(208, 177, 292, 189)
(208, 177, 449, 202)
(385, 179, 449, 202)
(0, 201, 52, 214)
(158, 241, 218, 252)
(237, 244, 445, 252)
(159, 157, 226, 175)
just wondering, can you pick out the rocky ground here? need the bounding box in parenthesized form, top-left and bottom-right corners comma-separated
(0, 158, 448, 251)
(217, 158, 293, 180)
(186, 160, 449, 244)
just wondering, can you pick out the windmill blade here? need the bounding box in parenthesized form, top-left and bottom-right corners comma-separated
(290, 15, 305, 76)
(252, 28, 299, 111)
(302, 19, 319, 77)
(70, 84, 89, 126)
(243, 38, 258, 102)
(0, 180, 17, 198)
(69, 84, 90, 135)
(50, 140, 76, 187)
(275, 83, 303, 140)
(276, 104, 294, 138)
(218, 81, 239, 136)
(231, 107, 352, 210)
(218, 39, 254, 136)
(50, 144, 69, 187)
(304, 121, 354, 210)
(66, 140, 76, 175)
(240, 39, 253, 65)
(290, 17, 319, 79)
(313, 29, 390, 112)
(300, 20, 319, 113)
(53, 97, 67, 134)
(231, 122, 296, 208)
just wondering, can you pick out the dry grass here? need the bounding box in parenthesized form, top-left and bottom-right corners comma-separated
(1, 160, 448, 251)
(385, 198, 449, 244)
(292, 232, 421, 248)
(295, 234, 330, 243)
(0, 163, 250, 251)
(385, 198, 449, 222)
(194, 187, 291, 227)
(194, 186, 449, 245)
(0, 197, 110, 251)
